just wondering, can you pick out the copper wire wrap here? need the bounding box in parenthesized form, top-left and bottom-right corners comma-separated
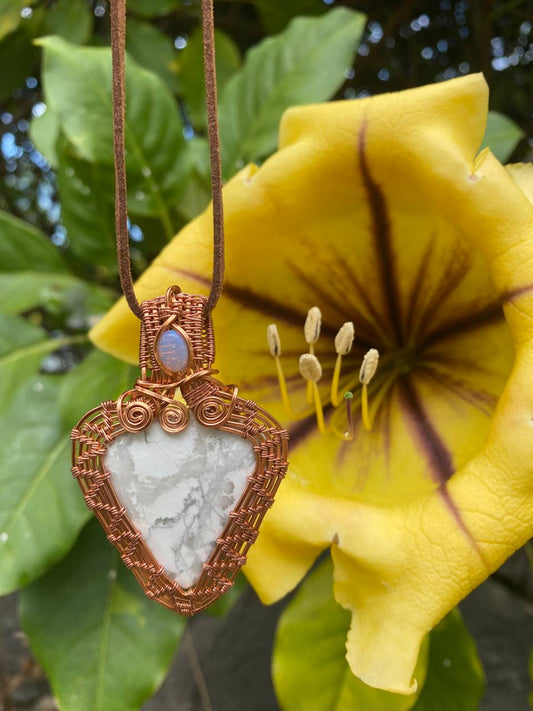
(71, 288, 289, 616)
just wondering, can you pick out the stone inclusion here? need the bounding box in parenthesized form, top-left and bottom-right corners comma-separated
(104, 414, 257, 588)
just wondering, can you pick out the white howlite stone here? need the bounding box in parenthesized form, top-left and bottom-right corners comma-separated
(157, 329, 190, 372)
(104, 414, 256, 589)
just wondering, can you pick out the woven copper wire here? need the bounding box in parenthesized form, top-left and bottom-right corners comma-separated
(72, 289, 289, 615)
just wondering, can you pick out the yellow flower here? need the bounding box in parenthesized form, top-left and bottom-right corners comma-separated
(91, 74, 533, 694)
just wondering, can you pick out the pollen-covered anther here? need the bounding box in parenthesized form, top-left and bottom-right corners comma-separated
(299, 353, 325, 433)
(304, 306, 322, 346)
(359, 348, 380, 431)
(299, 353, 322, 382)
(335, 321, 355, 356)
(359, 348, 379, 385)
(267, 323, 281, 357)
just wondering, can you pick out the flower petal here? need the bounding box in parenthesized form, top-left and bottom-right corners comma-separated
(91, 75, 533, 694)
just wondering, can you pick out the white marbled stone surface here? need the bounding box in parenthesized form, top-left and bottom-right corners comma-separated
(105, 414, 257, 589)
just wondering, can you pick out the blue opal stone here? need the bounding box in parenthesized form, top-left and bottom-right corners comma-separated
(157, 329, 190, 372)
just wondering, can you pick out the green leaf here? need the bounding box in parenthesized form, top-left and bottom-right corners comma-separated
(411, 609, 485, 711)
(30, 105, 60, 168)
(218, 8, 366, 177)
(0, 350, 137, 595)
(0, 271, 114, 316)
(20, 519, 184, 711)
(127, 0, 180, 18)
(0, 208, 67, 273)
(0, 5, 43, 100)
(0, 0, 35, 41)
(175, 138, 212, 221)
(273, 557, 428, 710)
(0, 376, 89, 595)
(255, 0, 326, 34)
(57, 135, 117, 269)
(180, 28, 240, 128)
(126, 17, 180, 94)
(0, 313, 60, 415)
(481, 111, 525, 163)
(58, 348, 137, 431)
(39, 36, 187, 237)
(44, 0, 92, 45)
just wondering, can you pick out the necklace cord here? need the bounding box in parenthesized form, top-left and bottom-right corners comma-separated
(110, 0, 225, 319)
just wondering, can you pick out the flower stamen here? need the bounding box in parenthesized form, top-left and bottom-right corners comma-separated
(304, 307, 321, 403)
(359, 348, 380, 431)
(331, 321, 355, 407)
(267, 324, 302, 420)
(299, 353, 325, 434)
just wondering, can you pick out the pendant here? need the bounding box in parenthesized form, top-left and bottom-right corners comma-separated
(71, 286, 289, 616)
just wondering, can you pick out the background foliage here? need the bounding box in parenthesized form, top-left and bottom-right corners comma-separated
(0, 0, 531, 709)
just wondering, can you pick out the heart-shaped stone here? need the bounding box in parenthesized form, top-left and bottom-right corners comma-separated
(105, 414, 256, 589)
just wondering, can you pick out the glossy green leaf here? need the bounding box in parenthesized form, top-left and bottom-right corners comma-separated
(30, 105, 59, 168)
(175, 138, 212, 221)
(57, 136, 117, 269)
(127, 0, 180, 18)
(481, 110, 525, 163)
(0, 376, 89, 595)
(0, 349, 137, 595)
(39, 36, 187, 237)
(0, 313, 60, 415)
(44, 0, 92, 45)
(0, 271, 114, 316)
(411, 609, 485, 711)
(218, 8, 365, 177)
(273, 557, 428, 710)
(0, 209, 67, 273)
(180, 28, 240, 128)
(58, 348, 137, 432)
(255, 0, 326, 33)
(19, 519, 184, 711)
(126, 17, 180, 94)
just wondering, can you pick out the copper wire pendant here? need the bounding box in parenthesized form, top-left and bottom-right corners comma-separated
(71, 287, 289, 615)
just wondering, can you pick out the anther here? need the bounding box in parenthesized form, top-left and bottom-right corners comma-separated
(299, 353, 322, 382)
(299, 353, 325, 433)
(304, 307, 321, 404)
(359, 348, 379, 431)
(331, 321, 355, 407)
(335, 322, 355, 356)
(267, 324, 281, 357)
(359, 348, 379, 386)
(304, 307, 322, 346)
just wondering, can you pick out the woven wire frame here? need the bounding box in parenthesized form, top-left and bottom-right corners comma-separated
(71, 290, 289, 616)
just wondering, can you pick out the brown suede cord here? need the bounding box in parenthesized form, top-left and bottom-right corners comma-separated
(110, 0, 225, 319)
(201, 0, 225, 312)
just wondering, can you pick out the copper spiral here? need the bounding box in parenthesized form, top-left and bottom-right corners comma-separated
(160, 402, 190, 433)
(195, 395, 230, 427)
(117, 392, 154, 432)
